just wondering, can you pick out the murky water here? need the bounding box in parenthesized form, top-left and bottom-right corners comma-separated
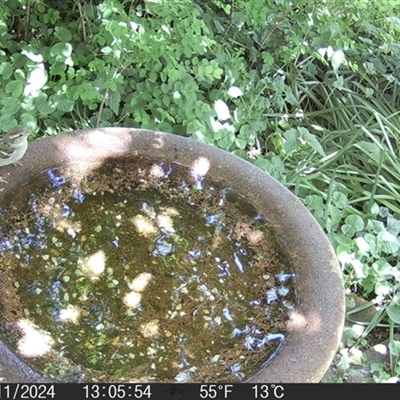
(0, 156, 296, 382)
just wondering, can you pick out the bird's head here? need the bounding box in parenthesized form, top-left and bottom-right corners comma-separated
(6, 127, 32, 147)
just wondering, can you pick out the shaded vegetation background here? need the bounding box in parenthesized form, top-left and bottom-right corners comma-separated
(1, 0, 400, 382)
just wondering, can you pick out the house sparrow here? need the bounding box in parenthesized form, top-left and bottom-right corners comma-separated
(0, 127, 31, 183)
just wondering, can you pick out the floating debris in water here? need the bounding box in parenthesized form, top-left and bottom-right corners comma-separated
(185, 249, 201, 260)
(46, 169, 66, 188)
(222, 307, 234, 321)
(0, 239, 12, 251)
(72, 189, 85, 203)
(243, 330, 285, 351)
(175, 370, 191, 383)
(276, 271, 295, 283)
(198, 284, 215, 301)
(228, 363, 244, 380)
(151, 235, 175, 257)
(205, 214, 221, 225)
(265, 288, 279, 304)
(237, 245, 248, 256)
(278, 286, 289, 296)
(217, 260, 230, 277)
(233, 252, 244, 273)
(61, 203, 71, 218)
(218, 188, 231, 206)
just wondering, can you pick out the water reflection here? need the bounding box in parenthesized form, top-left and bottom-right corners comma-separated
(0, 157, 296, 383)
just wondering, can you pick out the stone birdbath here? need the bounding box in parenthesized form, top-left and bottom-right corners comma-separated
(0, 128, 345, 383)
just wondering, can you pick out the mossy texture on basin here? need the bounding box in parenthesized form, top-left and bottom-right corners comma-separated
(0, 128, 345, 383)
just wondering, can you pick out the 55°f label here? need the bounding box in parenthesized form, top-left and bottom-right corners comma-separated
(199, 385, 234, 399)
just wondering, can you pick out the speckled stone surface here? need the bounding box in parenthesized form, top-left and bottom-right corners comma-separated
(0, 128, 345, 383)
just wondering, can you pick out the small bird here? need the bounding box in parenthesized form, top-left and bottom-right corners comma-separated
(0, 127, 31, 183)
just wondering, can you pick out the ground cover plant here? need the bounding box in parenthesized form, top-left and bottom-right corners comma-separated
(1, 0, 400, 382)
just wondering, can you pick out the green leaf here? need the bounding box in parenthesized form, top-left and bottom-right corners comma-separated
(304, 195, 323, 210)
(50, 43, 73, 59)
(78, 82, 102, 102)
(1, 97, 20, 115)
(372, 259, 396, 277)
(335, 234, 354, 247)
(187, 120, 206, 135)
(285, 91, 298, 106)
(341, 224, 355, 238)
(364, 233, 378, 257)
(336, 244, 352, 259)
(345, 215, 364, 232)
(161, 83, 169, 94)
(254, 158, 272, 174)
(328, 204, 343, 224)
(234, 138, 247, 149)
(0, 114, 17, 129)
(332, 192, 348, 209)
(283, 129, 300, 156)
(367, 220, 385, 233)
(5, 81, 23, 96)
(379, 207, 391, 218)
(162, 96, 171, 107)
(0, 62, 13, 79)
(386, 216, 400, 236)
(388, 339, 400, 356)
(217, 131, 235, 149)
(158, 122, 172, 132)
(103, 8, 112, 19)
(370, 203, 379, 215)
(35, 94, 56, 115)
(20, 113, 36, 129)
(261, 51, 274, 65)
(205, 65, 213, 75)
(107, 90, 121, 115)
(51, 94, 74, 112)
(300, 128, 325, 156)
(377, 230, 399, 253)
(213, 67, 223, 79)
(149, 71, 157, 82)
(54, 26, 72, 41)
(50, 62, 66, 76)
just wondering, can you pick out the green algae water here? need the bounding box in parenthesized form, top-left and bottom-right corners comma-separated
(0, 156, 296, 382)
